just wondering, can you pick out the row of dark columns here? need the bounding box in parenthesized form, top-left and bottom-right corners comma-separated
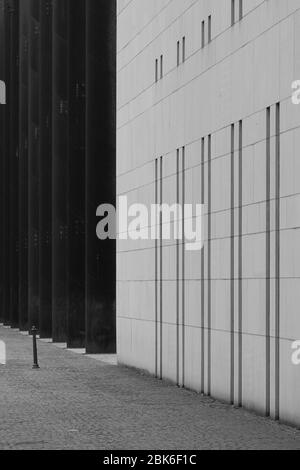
(0, 0, 116, 353)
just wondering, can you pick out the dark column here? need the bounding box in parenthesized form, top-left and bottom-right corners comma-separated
(0, 0, 5, 323)
(28, 0, 40, 330)
(2, 0, 11, 326)
(66, 0, 85, 348)
(38, 0, 52, 338)
(18, 0, 30, 331)
(52, 0, 68, 342)
(85, 0, 116, 354)
(8, 0, 19, 329)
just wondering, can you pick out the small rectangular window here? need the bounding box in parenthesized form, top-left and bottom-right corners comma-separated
(201, 21, 205, 48)
(231, 0, 235, 26)
(177, 41, 180, 66)
(160, 55, 163, 79)
(208, 16, 212, 43)
(182, 37, 186, 63)
(155, 59, 158, 82)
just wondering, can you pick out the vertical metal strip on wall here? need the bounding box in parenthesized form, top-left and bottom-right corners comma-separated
(182, 146, 185, 387)
(201, 137, 205, 394)
(275, 102, 281, 420)
(230, 123, 235, 405)
(266, 106, 271, 417)
(176, 149, 180, 386)
(159, 156, 163, 379)
(207, 134, 212, 395)
(238, 120, 243, 407)
(155, 158, 158, 378)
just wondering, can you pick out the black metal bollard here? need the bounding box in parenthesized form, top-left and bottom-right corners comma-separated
(31, 326, 40, 369)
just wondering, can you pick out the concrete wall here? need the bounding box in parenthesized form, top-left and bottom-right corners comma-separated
(117, 0, 300, 427)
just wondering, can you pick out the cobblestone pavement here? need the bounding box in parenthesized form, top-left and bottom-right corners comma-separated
(0, 326, 300, 450)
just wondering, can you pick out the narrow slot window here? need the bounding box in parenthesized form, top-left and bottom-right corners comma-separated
(155, 58, 158, 82)
(182, 36, 186, 63)
(208, 15, 212, 43)
(160, 55, 163, 79)
(231, 0, 235, 26)
(201, 21, 205, 48)
(239, 0, 243, 21)
(177, 41, 180, 66)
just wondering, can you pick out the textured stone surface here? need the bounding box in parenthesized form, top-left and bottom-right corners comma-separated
(0, 326, 300, 450)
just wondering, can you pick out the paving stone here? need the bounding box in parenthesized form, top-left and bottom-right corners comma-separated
(0, 326, 300, 450)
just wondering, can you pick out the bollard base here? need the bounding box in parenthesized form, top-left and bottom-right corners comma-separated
(32, 364, 40, 369)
